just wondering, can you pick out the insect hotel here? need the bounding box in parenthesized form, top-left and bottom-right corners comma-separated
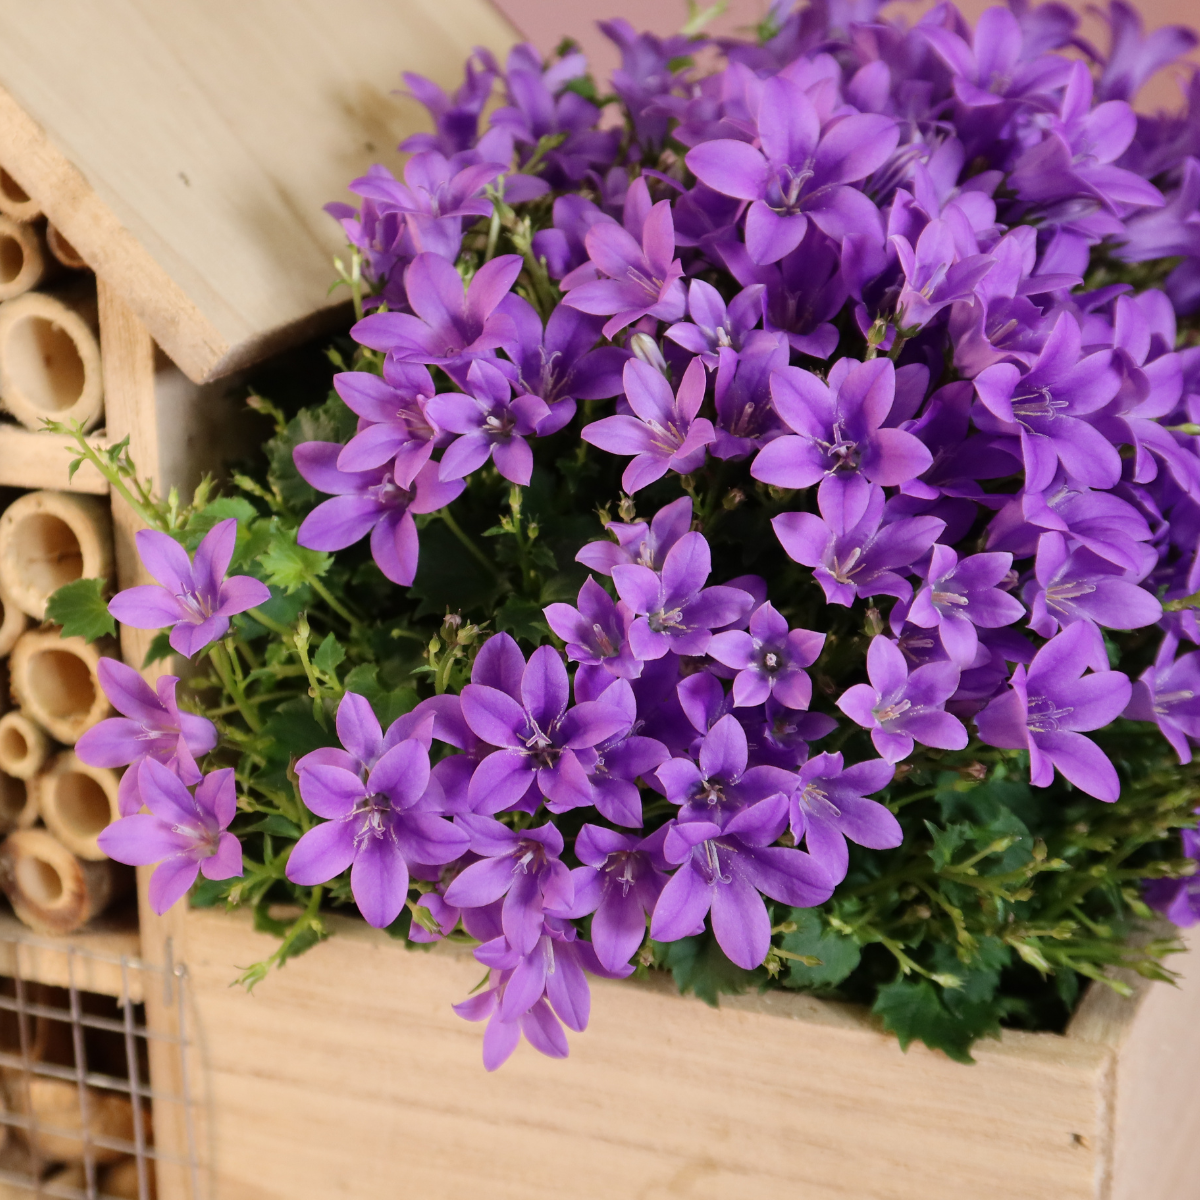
(0, 2, 1191, 1200)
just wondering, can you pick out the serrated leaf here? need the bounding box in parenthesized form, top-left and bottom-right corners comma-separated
(872, 977, 978, 1063)
(495, 595, 552, 644)
(651, 933, 762, 1007)
(313, 632, 345, 675)
(45, 578, 115, 643)
(779, 910, 861, 990)
(260, 701, 339, 761)
(925, 821, 971, 869)
(142, 630, 175, 668)
(180, 497, 259, 553)
(260, 532, 331, 594)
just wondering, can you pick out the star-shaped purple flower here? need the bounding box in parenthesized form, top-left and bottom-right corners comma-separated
(544, 576, 642, 684)
(1125, 642, 1200, 764)
(837, 635, 968, 763)
(286, 734, 469, 928)
(976, 622, 1132, 801)
(108, 520, 270, 659)
(294, 449, 464, 586)
(575, 494, 692, 576)
(76, 658, 218, 816)
(707, 602, 825, 709)
(98, 760, 242, 915)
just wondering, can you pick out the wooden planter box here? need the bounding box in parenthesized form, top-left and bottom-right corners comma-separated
(132, 901, 1200, 1200)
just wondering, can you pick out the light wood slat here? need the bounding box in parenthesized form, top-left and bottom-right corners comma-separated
(0, 0, 520, 384)
(0, 426, 108, 494)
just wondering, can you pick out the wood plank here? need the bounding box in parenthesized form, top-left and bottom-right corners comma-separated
(0, 903, 141, 1001)
(0, 425, 108, 494)
(173, 907, 1111, 1200)
(0, 0, 520, 383)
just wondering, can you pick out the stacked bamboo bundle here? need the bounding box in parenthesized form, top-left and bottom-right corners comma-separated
(0, 180, 101, 436)
(0, 488, 129, 936)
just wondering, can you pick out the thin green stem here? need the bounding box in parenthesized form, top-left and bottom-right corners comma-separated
(246, 607, 292, 637)
(308, 575, 360, 627)
(208, 643, 262, 732)
(439, 507, 508, 586)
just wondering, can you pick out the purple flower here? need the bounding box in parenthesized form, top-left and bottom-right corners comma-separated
(973, 312, 1122, 494)
(76, 658, 217, 816)
(836, 635, 968, 763)
(582, 357, 715, 493)
(685, 74, 898, 264)
(900, 545, 1025, 668)
(575, 494, 692, 576)
(1024, 532, 1162, 638)
(570, 825, 670, 970)
(711, 334, 790, 460)
(294, 449, 463, 586)
(98, 760, 241, 915)
(584, 724, 671, 827)
(1125, 643, 1200, 764)
(892, 218, 996, 330)
(399, 53, 498, 158)
(976, 623, 1132, 801)
(1095, 0, 1198, 103)
(790, 752, 900, 883)
(458, 641, 632, 814)
(1144, 828, 1200, 927)
(286, 734, 469, 928)
(751, 358, 933, 514)
(612, 530, 753, 660)
(444, 818, 574, 955)
(333, 362, 443, 486)
(108, 520, 270, 658)
(427, 358, 552, 486)
(351, 253, 521, 365)
(772, 486, 945, 607)
(657, 713, 797, 823)
(708, 603, 825, 709)
(561, 185, 686, 338)
(295, 691, 431, 782)
(665, 279, 766, 368)
(544, 576, 642, 683)
(650, 795, 833, 969)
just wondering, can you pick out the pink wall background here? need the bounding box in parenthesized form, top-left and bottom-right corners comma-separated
(487, 0, 1200, 111)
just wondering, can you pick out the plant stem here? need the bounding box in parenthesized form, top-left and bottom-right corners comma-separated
(246, 606, 292, 636)
(209, 643, 262, 731)
(308, 575, 360, 627)
(439, 507, 508, 585)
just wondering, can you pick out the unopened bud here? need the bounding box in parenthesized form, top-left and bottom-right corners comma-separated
(629, 332, 668, 374)
(618, 495, 637, 522)
(865, 607, 883, 636)
(723, 487, 746, 511)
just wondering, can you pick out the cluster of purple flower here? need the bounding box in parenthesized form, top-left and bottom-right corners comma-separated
(81, 1, 1200, 1067)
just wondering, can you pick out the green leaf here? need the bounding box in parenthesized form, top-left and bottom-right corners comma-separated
(313, 633, 345, 676)
(652, 933, 763, 1007)
(779, 910, 861, 990)
(266, 392, 358, 511)
(45, 578, 115, 643)
(925, 821, 971, 870)
(260, 701, 339, 761)
(873, 977, 978, 1064)
(180, 497, 259, 553)
(260, 531, 331, 594)
(342, 664, 418, 729)
(495, 595, 552, 644)
(189, 876, 236, 908)
(141, 630, 175, 668)
(237, 814, 302, 840)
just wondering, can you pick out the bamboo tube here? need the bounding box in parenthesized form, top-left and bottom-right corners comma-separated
(0, 771, 36, 833)
(0, 170, 40, 224)
(12, 1078, 132, 1165)
(0, 492, 113, 621)
(34, 753, 119, 861)
(0, 829, 127, 936)
(45, 224, 87, 271)
(9, 630, 113, 744)
(103, 1156, 156, 1200)
(0, 712, 48, 780)
(0, 217, 46, 303)
(0, 286, 102, 431)
(0, 591, 28, 659)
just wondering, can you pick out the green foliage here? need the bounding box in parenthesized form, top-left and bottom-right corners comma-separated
(778, 911, 861, 989)
(651, 933, 765, 1006)
(45, 577, 116, 643)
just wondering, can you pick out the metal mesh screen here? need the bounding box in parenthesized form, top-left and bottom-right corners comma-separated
(0, 924, 197, 1199)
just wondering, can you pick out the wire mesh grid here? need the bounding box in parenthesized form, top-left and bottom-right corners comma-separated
(0, 925, 198, 1200)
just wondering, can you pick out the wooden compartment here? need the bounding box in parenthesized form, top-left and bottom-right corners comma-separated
(131, 901, 1200, 1200)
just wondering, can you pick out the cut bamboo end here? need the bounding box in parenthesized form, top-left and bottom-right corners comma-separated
(0, 712, 48, 780)
(0, 772, 32, 833)
(0, 217, 45, 303)
(0, 288, 102, 430)
(0, 492, 113, 620)
(12, 1077, 132, 1164)
(0, 592, 27, 659)
(0, 169, 40, 224)
(0, 829, 126, 936)
(9, 630, 113, 744)
(103, 1157, 156, 1200)
(34, 752, 119, 860)
(45, 224, 87, 271)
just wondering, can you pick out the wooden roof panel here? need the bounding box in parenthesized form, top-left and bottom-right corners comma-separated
(0, 0, 518, 381)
